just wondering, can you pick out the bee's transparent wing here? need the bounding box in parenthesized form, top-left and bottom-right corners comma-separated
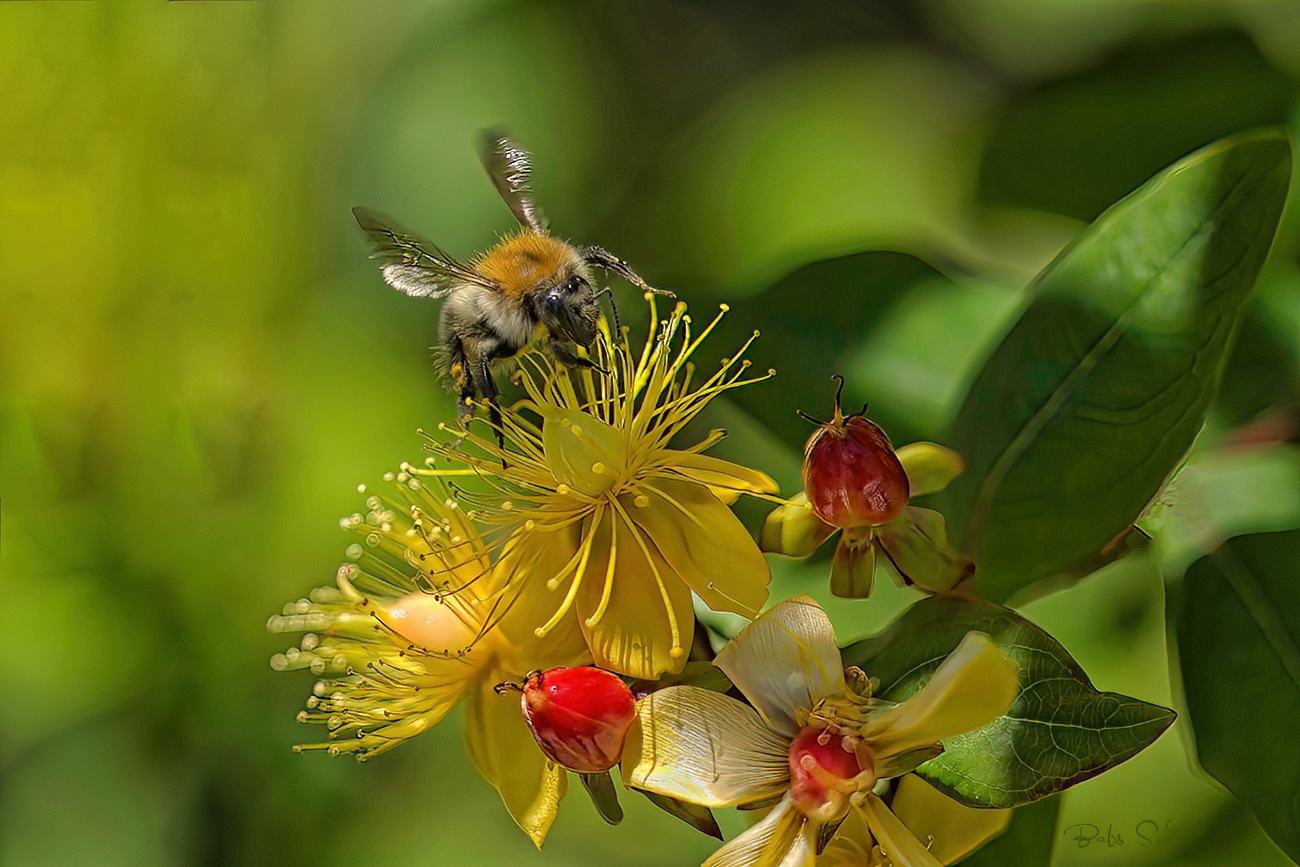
(479, 130, 548, 233)
(352, 206, 493, 298)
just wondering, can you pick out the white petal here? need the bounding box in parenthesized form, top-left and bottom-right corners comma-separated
(861, 794, 944, 867)
(626, 685, 790, 808)
(865, 632, 1019, 758)
(715, 596, 845, 737)
(778, 824, 814, 867)
(703, 795, 807, 867)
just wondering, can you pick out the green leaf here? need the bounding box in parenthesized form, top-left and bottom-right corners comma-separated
(959, 796, 1061, 867)
(843, 596, 1175, 808)
(1172, 529, 1300, 862)
(945, 129, 1292, 603)
(1138, 444, 1300, 574)
(1215, 307, 1300, 427)
(717, 251, 954, 449)
(980, 32, 1295, 222)
(629, 661, 733, 697)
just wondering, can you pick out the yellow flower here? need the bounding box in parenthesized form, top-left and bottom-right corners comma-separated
(269, 470, 588, 846)
(820, 776, 1010, 866)
(624, 597, 1018, 867)
(415, 295, 778, 679)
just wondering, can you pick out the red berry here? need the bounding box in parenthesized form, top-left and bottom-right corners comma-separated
(787, 726, 868, 815)
(802, 379, 909, 529)
(519, 666, 637, 773)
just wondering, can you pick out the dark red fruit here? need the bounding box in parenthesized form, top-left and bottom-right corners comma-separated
(519, 666, 636, 773)
(801, 378, 909, 529)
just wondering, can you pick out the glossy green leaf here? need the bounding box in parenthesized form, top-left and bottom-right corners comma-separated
(945, 129, 1292, 603)
(843, 596, 1175, 808)
(1173, 529, 1300, 862)
(959, 795, 1061, 867)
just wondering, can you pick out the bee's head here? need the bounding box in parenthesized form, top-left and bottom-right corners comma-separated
(538, 270, 600, 346)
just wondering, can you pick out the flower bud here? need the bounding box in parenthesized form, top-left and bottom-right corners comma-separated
(519, 666, 636, 773)
(801, 379, 909, 529)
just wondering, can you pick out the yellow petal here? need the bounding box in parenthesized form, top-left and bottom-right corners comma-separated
(703, 795, 809, 867)
(714, 596, 844, 738)
(889, 775, 1011, 863)
(865, 632, 1019, 758)
(577, 508, 695, 679)
(625, 685, 790, 808)
(759, 492, 837, 559)
(860, 794, 944, 867)
(818, 809, 878, 867)
(633, 480, 770, 618)
(666, 450, 781, 501)
(464, 675, 567, 848)
(494, 525, 592, 674)
(541, 406, 627, 496)
(895, 442, 965, 497)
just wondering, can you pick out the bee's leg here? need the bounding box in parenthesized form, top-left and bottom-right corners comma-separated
(445, 339, 477, 431)
(592, 286, 622, 339)
(579, 246, 674, 297)
(470, 356, 506, 455)
(548, 335, 606, 374)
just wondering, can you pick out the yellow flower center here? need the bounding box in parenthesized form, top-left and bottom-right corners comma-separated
(378, 591, 492, 662)
(541, 407, 628, 496)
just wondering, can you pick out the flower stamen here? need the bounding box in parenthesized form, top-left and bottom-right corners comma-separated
(584, 517, 620, 628)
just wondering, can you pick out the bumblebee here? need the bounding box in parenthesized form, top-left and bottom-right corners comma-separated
(354, 133, 668, 444)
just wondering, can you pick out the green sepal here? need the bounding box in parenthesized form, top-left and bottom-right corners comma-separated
(896, 442, 965, 497)
(760, 492, 836, 558)
(638, 790, 723, 840)
(830, 526, 875, 598)
(875, 506, 972, 594)
(579, 771, 623, 825)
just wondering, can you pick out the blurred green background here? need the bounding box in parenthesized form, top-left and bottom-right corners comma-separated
(3, 2, 1300, 865)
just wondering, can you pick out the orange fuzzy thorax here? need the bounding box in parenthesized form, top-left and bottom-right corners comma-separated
(474, 232, 583, 296)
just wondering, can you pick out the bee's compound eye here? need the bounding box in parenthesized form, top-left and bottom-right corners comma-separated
(557, 275, 588, 296)
(541, 287, 598, 346)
